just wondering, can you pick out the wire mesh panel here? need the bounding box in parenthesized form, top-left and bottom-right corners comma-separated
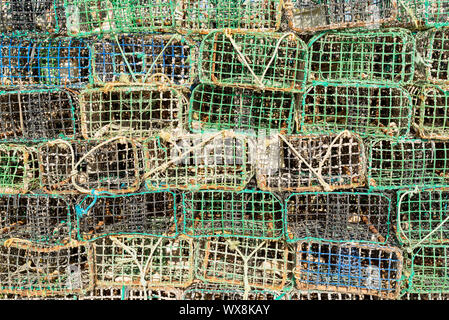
(182, 283, 280, 300)
(420, 0, 449, 27)
(286, 289, 383, 300)
(256, 133, 366, 192)
(199, 30, 308, 91)
(182, 190, 284, 239)
(189, 84, 296, 134)
(81, 286, 182, 300)
(93, 235, 194, 289)
(0, 89, 75, 143)
(308, 29, 415, 84)
(401, 292, 449, 300)
(294, 241, 403, 299)
(0, 194, 71, 245)
(286, 0, 397, 33)
(79, 86, 186, 140)
(177, 0, 282, 33)
(91, 34, 194, 86)
(64, 0, 175, 36)
(285, 192, 390, 243)
(144, 131, 253, 191)
(0, 144, 37, 194)
(368, 139, 449, 190)
(0, 241, 94, 297)
(300, 82, 412, 138)
(416, 29, 449, 84)
(195, 237, 290, 291)
(0, 37, 90, 86)
(77, 191, 178, 241)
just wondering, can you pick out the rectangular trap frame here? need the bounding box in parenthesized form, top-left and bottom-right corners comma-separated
(285, 192, 391, 244)
(256, 132, 366, 192)
(182, 190, 284, 239)
(286, 289, 383, 300)
(199, 30, 308, 92)
(81, 286, 182, 300)
(0, 240, 94, 298)
(415, 0, 449, 28)
(90, 34, 195, 86)
(307, 28, 415, 85)
(63, 0, 175, 36)
(144, 131, 253, 191)
(92, 235, 194, 289)
(294, 240, 403, 299)
(77, 191, 178, 241)
(285, 0, 398, 33)
(189, 84, 296, 135)
(299, 82, 412, 138)
(0, 36, 90, 87)
(195, 237, 291, 291)
(182, 283, 280, 300)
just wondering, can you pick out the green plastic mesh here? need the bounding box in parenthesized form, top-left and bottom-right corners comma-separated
(182, 190, 284, 239)
(300, 82, 412, 138)
(199, 30, 308, 91)
(308, 29, 415, 84)
(416, 28, 449, 84)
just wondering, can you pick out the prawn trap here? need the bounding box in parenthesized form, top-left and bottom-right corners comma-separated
(182, 283, 279, 300)
(79, 85, 186, 140)
(144, 131, 253, 191)
(93, 235, 194, 289)
(299, 82, 412, 138)
(0, 241, 94, 297)
(195, 237, 290, 292)
(286, 0, 397, 33)
(416, 29, 449, 84)
(64, 0, 174, 36)
(82, 286, 181, 300)
(199, 30, 308, 91)
(285, 192, 390, 243)
(294, 241, 403, 299)
(368, 139, 449, 190)
(76, 191, 178, 241)
(0, 37, 90, 87)
(91, 34, 194, 86)
(189, 84, 296, 135)
(182, 190, 284, 239)
(286, 289, 382, 300)
(0, 194, 71, 245)
(418, 0, 449, 28)
(176, 0, 282, 33)
(38, 138, 144, 195)
(308, 29, 415, 85)
(0, 89, 75, 143)
(256, 133, 366, 192)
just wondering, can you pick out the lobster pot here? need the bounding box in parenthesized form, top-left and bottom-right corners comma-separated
(308, 29, 415, 84)
(368, 139, 449, 190)
(93, 235, 194, 289)
(0, 89, 75, 142)
(81, 287, 181, 300)
(300, 82, 412, 138)
(294, 241, 403, 299)
(256, 133, 366, 192)
(38, 138, 144, 194)
(0, 194, 71, 245)
(401, 293, 449, 300)
(286, 0, 397, 33)
(77, 191, 178, 241)
(0, 0, 64, 35)
(199, 30, 308, 91)
(182, 283, 279, 300)
(64, 0, 174, 36)
(91, 34, 194, 86)
(79, 86, 186, 140)
(177, 0, 282, 32)
(286, 290, 382, 300)
(0, 144, 37, 194)
(0, 241, 93, 297)
(195, 237, 290, 291)
(285, 192, 390, 243)
(0, 37, 90, 86)
(144, 132, 252, 191)
(416, 0, 449, 27)
(189, 84, 296, 134)
(182, 190, 284, 239)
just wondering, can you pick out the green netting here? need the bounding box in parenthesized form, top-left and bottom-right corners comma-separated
(199, 30, 308, 91)
(308, 29, 415, 84)
(182, 190, 284, 239)
(64, 0, 174, 36)
(189, 84, 296, 135)
(79, 85, 186, 140)
(299, 82, 412, 138)
(368, 138, 449, 190)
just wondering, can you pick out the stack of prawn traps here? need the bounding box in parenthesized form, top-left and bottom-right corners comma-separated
(0, 0, 449, 301)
